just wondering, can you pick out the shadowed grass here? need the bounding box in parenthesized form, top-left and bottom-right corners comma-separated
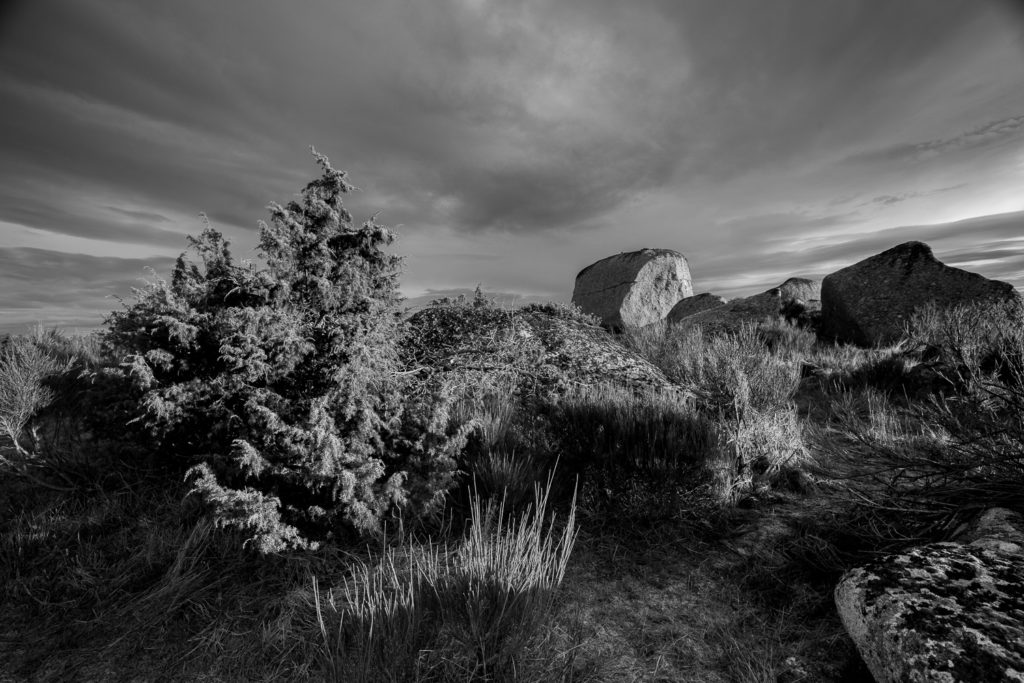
(309, 479, 579, 682)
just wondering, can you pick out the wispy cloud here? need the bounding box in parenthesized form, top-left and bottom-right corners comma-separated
(0, 248, 176, 334)
(861, 184, 967, 207)
(850, 114, 1024, 165)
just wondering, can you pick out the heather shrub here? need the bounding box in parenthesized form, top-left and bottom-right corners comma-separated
(104, 152, 470, 553)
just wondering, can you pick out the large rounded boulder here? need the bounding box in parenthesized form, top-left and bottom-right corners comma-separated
(820, 242, 1020, 346)
(572, 249, 692, 331)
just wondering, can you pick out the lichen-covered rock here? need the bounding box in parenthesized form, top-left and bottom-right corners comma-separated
(665, 292, 727, 325)
(835, 509, 1024, 682)
(405, 299, 688, 398)
(519, 311, 689, 397)
(572, 249, 692, 331)
(670, 278, 820, 336)
(776, 277, 821, 304)
(821, 241, 1020, 346)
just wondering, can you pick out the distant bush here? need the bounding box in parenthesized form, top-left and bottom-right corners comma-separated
(104, 151, 470, 553)
(518, 300, 601, 327)
(0, 330, 66, 458)
(0, 327, 126, 489)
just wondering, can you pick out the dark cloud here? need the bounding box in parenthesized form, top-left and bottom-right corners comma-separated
(3, 0, 1016, 241)
(1, 0, 1023, 328)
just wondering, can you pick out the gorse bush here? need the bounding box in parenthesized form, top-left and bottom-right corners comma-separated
(104, 151, 470, 553)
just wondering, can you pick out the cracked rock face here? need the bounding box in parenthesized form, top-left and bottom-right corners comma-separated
(571, 249, 692, 330)
(820, 241, 1020, 346)
(835, 509, 1024, 682)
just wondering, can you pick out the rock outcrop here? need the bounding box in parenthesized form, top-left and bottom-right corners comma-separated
(572, 249, 692, 331)
(670, 278, 820, 336)
(776, 277, 821, 305)
(665, 292, 727, 325)
(820, 241, 1020, 346)
(406, 301, 688, 398)
(835, 508, 1024, 682)
(519, 311, 689, 397)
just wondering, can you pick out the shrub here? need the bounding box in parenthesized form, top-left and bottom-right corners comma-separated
(405, 294, 569, 511)
(816, 301, 1024, 546)
(517, 300, 601, 327)
(544, 382, 728, 521)
(0, 330, 66, 457)
(104, 151, 469, 553)
(624, 322, 802, 415)
(906, 299, 1024, 392)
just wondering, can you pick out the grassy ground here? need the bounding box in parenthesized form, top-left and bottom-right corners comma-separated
(3, 300, 1022, 681)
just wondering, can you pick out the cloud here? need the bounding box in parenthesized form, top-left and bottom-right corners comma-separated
(0, 248, 176, 334)
(861, 184, 968, 207)
(849, 115, 1024, 166)
(1, 0, 1023, 326)
(758, 210, 1024, 283)
(682, 210, 1024, 298)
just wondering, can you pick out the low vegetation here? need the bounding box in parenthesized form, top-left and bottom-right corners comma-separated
(1, 156, 1021, 681)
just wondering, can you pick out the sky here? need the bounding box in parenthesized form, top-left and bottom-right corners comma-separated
(1, 0, 1024, 334)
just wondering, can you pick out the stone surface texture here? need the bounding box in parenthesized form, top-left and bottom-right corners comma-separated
(670, 278, 820, 336)
(520, 311, 690, 398)
(406, 304, 689, 398)
(665, 292, 728, 325)
(776, 277, 821, 304)
(572, 249, 692, 330)
(835, 508, 1024, 682)
(820, 241, 1020, 346)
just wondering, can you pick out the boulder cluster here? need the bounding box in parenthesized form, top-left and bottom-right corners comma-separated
(571, 242, 1020, 345)
(571, 242, 1023, 681)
